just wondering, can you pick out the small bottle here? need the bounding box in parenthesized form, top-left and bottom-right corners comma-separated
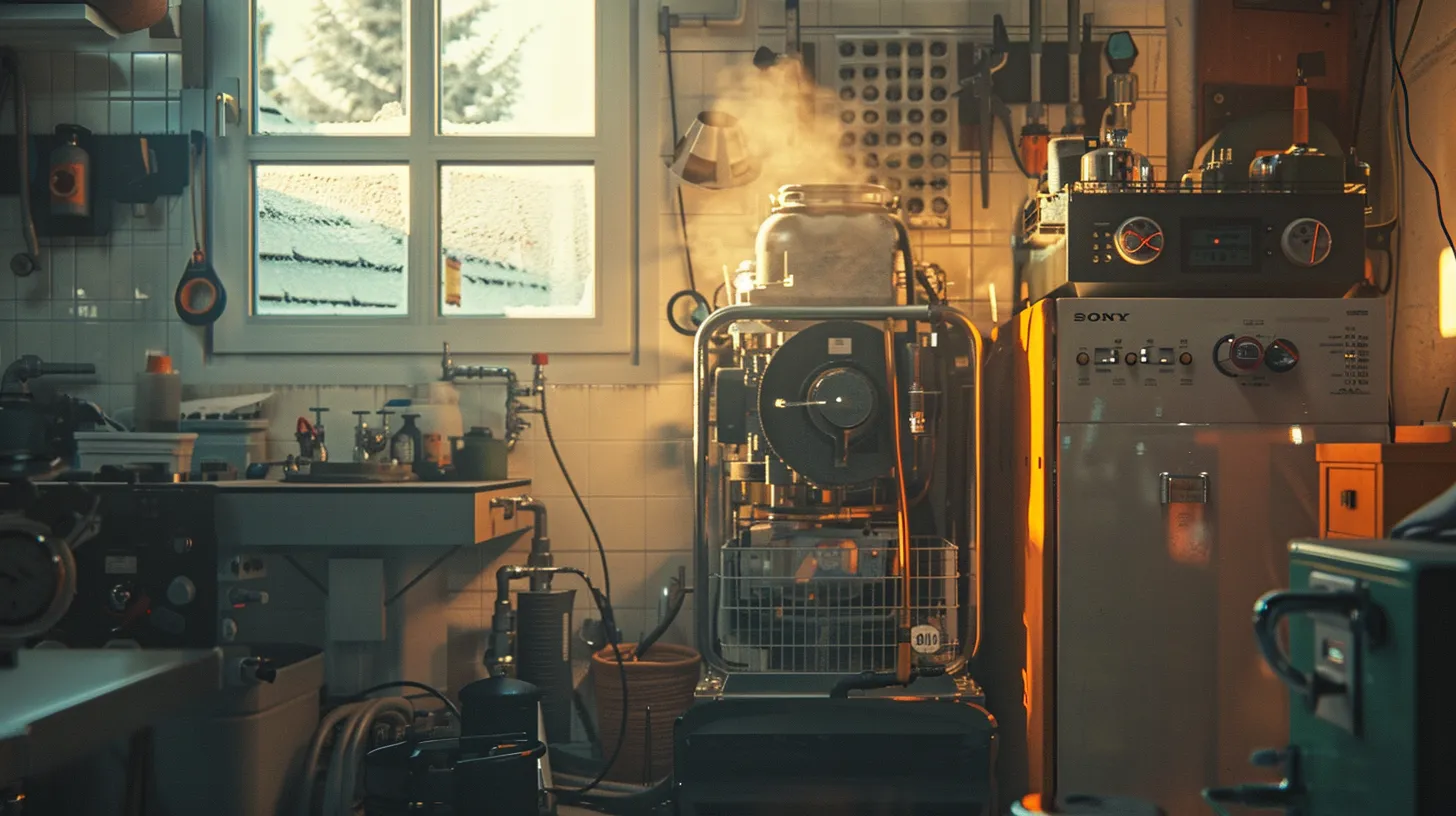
(391, 413, 423, 471)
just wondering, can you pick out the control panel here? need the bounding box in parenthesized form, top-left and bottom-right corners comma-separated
(1056, 298, 1387, 425)
(1022, 190, 1367, 302)
(31, 483, 221, 648)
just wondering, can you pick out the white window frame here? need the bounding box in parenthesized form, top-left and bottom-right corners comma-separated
(205, 0, 636, 356)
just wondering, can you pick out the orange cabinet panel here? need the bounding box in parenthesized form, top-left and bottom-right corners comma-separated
(1316, 440, 1456, 538)
(1323, 466, 1378, 537)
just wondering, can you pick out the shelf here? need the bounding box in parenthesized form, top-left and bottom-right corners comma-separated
(0, 4, 122, 45)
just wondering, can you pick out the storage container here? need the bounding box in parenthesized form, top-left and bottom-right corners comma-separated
(181, 418, 268, 470)
(74, 431, 197, 474)
(151, 644, 324, 816)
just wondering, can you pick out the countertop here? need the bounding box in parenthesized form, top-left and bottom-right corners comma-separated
(0, 648, 222, 787)
(214, 478, 534, 547)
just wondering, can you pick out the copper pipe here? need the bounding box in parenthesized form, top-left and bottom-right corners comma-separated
(884, 319, 914, 684)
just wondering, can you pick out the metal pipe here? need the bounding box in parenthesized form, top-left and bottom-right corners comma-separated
(1029, 0, 1044, 125)
(1064, 0, 1082, 132)
(692, 304, 985, 673)
(1165, 0, 1198, 178)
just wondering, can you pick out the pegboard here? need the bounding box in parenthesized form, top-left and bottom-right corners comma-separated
(833, 34, 958, 230)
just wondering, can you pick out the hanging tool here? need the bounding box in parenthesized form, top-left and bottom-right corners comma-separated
(0, 48, 41, 277)
(956, 15, 1021, 208)
(1019, 0, 1051, 178)
(175, 130, 226, 326)
(1062, 0, 1083, 134)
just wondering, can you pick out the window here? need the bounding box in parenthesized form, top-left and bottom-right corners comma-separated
(207, 0, 635, 354)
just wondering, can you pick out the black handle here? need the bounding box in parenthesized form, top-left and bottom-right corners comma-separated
(1340, 489, 1357, 509)
(175, 253, 226, 326)
(1252, 589, 1361, 700)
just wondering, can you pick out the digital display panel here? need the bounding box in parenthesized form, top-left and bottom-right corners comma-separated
(1186, 224, 1255, 267)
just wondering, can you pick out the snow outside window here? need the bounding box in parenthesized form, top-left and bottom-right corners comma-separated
(205, 0, 636, 355)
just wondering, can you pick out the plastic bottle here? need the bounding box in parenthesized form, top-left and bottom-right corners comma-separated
(391, 413, 423, 470)
(411, 381, 465, 467)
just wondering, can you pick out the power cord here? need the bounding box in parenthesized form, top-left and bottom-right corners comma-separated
(540, 387, 611, 604)
(1388, 0, 1454, 259)
(351, 680, 462, 721)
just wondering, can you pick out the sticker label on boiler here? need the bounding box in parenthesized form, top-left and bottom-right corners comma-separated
(910, 624, 943, 654)
(105, 555, 138, 575)
(827, 337, 852, 355)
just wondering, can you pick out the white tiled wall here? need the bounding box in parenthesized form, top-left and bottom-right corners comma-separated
(0, 0, 1167, 694)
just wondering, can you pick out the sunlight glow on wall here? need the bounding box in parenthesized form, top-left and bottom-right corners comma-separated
(1442, 247, 1456, 338)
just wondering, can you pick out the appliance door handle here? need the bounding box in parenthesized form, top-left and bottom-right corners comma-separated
(1252, 588, 1362, 702)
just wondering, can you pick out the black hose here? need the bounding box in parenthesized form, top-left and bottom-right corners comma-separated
(0, 49, 40, 265)
(634, 583, 688, 661)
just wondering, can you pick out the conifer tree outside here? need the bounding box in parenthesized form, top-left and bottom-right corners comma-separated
(261, 0, 523, 127)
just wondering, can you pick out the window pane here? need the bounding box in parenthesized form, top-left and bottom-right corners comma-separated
(440, 165, 594, 317)
(438, 0, 595, 136)
(255, 165, 409, 315)
(255, 0, 408, 134)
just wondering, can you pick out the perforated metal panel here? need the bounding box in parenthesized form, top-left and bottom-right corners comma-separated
(832, 34, 958, 229)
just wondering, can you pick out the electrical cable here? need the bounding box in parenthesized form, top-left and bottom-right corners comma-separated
(350, 680, 462, 721)
(1399, 0, 1425, 63)
(0, 48, 40, 266)
(540, 387, 611, 604)
(1388, 0, 1453, 432)
(1388, 0, 1453, 260)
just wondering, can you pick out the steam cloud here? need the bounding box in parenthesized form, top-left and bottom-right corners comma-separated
(677, 57, 864, 292)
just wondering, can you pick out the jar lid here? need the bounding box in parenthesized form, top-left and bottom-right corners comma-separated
(772, 183, 893, 212)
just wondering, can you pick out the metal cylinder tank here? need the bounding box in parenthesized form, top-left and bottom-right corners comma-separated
(515, 589, 576, 744)
(750, 183, 902, 306)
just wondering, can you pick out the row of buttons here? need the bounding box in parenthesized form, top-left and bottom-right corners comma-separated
(1076, 348, 1195, 367)
(1090, 253, 1116, 264)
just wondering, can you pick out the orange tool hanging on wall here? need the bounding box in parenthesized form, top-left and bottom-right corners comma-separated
(1019, 0, 1051, 177)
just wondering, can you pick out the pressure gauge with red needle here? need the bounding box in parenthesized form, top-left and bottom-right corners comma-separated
(1114, 216, 1165, 265)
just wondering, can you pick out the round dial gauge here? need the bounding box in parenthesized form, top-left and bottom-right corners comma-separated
(0, 518, 75, 640)
(1114, 217, 1165, 265)
(1281, 218, 1332, 267)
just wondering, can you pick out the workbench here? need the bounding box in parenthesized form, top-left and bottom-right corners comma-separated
(0, 648, 222, 788)
(213, 478, 533, 548)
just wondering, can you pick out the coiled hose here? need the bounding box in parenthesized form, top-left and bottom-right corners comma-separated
(296, 696, 413, 816)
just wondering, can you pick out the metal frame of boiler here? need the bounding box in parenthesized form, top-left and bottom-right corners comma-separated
(690, 303, 984, 689)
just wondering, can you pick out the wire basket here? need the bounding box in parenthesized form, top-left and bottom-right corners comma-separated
(714, 536, 959, 674)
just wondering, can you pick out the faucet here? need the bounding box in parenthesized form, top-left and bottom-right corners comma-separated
(351, 410, 392, 463)
(439, 343, 550, 451)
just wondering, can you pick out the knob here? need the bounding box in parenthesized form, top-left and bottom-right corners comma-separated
(1264, 339, 1300, 373)
(1230, 336, 1264, 371)
(167, 576, 197, 606)
(108, 584, 133, 611)
(172, 536, 193, 554)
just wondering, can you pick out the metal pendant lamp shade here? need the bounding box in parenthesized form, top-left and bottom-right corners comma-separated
(669, 111, 760, 190)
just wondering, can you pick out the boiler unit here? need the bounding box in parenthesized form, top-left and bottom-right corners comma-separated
(676, 183, 996, 815)
(982, 296, 1389, 816)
